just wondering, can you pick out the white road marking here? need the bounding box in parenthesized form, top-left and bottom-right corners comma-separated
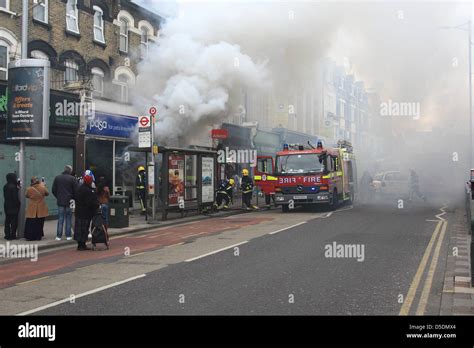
(332, 205, 354, 213)
(268, 221, 307, 235)
(435, 205, 448, 222)
(17, 274, 147, 316)
(185, 241, 248, 262)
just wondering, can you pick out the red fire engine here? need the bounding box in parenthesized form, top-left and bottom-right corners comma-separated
(270, 140, 356, 212)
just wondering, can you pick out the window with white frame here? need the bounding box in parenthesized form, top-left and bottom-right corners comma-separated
(117, 74, 129, 103)
(119, 17, 129, 52)
(0, 0, 9, 10)
(0, 44, 8, 80)
(140, 27, 149, 58)
(93, 6, 105, 43)
(64, 59, 79, 83)
(66, 0, 79, 33)
(33, 0, 48, 23)
(91, 67, 104, 97)
(31, 50, 49, 60)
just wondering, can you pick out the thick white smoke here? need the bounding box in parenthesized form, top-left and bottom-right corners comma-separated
(134, 2, 338, 144)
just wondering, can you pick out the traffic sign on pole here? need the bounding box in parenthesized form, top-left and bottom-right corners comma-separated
(138, 115, 152, 148)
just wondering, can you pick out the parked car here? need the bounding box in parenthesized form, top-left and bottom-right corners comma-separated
(371, 171, 409, 198)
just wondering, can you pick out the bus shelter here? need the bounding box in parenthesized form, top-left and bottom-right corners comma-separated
(158, 146, 217, 220)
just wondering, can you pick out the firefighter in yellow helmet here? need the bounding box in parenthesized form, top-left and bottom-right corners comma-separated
(213, 178, 235, 210)
(241, 168, 258, 210)
(136, 166, 146, 215)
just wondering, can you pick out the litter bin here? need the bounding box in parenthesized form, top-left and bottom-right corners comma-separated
(109, 196, 129, 228)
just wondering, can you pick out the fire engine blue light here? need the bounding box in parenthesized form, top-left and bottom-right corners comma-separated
(283, 143, 289, 150)
(311, 187, 316, 191)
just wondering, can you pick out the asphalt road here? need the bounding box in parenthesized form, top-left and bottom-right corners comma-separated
(33, 201, 452, 315)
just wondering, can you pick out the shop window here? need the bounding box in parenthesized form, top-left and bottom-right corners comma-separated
(0, 44, 7, 80)
(64, 59, 79, 83)
(66, 0, 79, 33)
(119, 17, 129, 53)
(33, 0, 48, 23)
(93, 6, 105, 43)
(92, 67, 104, 97)
(140, 27, 149, 59)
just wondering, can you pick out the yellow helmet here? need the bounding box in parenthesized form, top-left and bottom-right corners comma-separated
(242, 169, 249, 176)
(229, 178, 235, 185)
(138, 166, 145, 172)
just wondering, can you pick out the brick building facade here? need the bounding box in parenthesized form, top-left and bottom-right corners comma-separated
(1, 0, 161, 100)
(0, 0, 163, 222)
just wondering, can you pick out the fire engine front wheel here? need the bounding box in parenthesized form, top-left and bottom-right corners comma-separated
(328, 189, 338, 211)
(282, 204, 290, 213)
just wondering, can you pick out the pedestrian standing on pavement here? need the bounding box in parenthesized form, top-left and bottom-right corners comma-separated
(52, 165, 77, 241)
(97, 176, 110, 230)
(241, 169, 258, 210)
(3, 173, 20, 240)
(74, 174, 99, 251)
(24, 176, 49, 241)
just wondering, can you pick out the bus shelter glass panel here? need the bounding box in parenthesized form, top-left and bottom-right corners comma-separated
(185, 155, 197, 201)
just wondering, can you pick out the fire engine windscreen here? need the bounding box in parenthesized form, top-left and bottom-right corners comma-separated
(275, 154, 325, 175)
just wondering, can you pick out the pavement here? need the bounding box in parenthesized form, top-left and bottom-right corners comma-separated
(1, 194, 265, 252)
(440, 208, 474, 315)
(0, 199, 471, 316)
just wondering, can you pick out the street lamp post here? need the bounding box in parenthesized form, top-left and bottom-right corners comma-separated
(17, 0, 29, 238)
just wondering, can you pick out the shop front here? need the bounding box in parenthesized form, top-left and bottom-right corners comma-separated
(219, 123, 253, 180)
(272, 127, 321, 148)
(253, 129, 281, 157)
(0, 83, 78, 222)
(84, 110, 138, 196)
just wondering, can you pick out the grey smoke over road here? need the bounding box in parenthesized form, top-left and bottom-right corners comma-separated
(133, 1, 471, 202)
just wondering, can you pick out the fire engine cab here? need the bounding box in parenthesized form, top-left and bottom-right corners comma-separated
(272, 140, 356, 212)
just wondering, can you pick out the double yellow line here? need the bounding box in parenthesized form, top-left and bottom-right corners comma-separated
(399, 212, 448, 315)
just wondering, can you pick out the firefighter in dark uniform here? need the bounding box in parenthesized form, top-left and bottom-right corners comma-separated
(241, 169, 258, 210)
(136, 166, 146, 215)
(213, 178, 235, 210)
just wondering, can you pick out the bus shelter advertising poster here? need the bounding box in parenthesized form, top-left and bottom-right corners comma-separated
(7, 60, 50, 139)
(202, 157, 214, 203)
(168, 154, 185, 206)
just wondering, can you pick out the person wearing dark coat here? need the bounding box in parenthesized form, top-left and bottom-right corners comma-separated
(241, 169, 258, 210)
(74, 174, 99, 251)
(52, 165, 77, 241)
(3, 173, 20, 240)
